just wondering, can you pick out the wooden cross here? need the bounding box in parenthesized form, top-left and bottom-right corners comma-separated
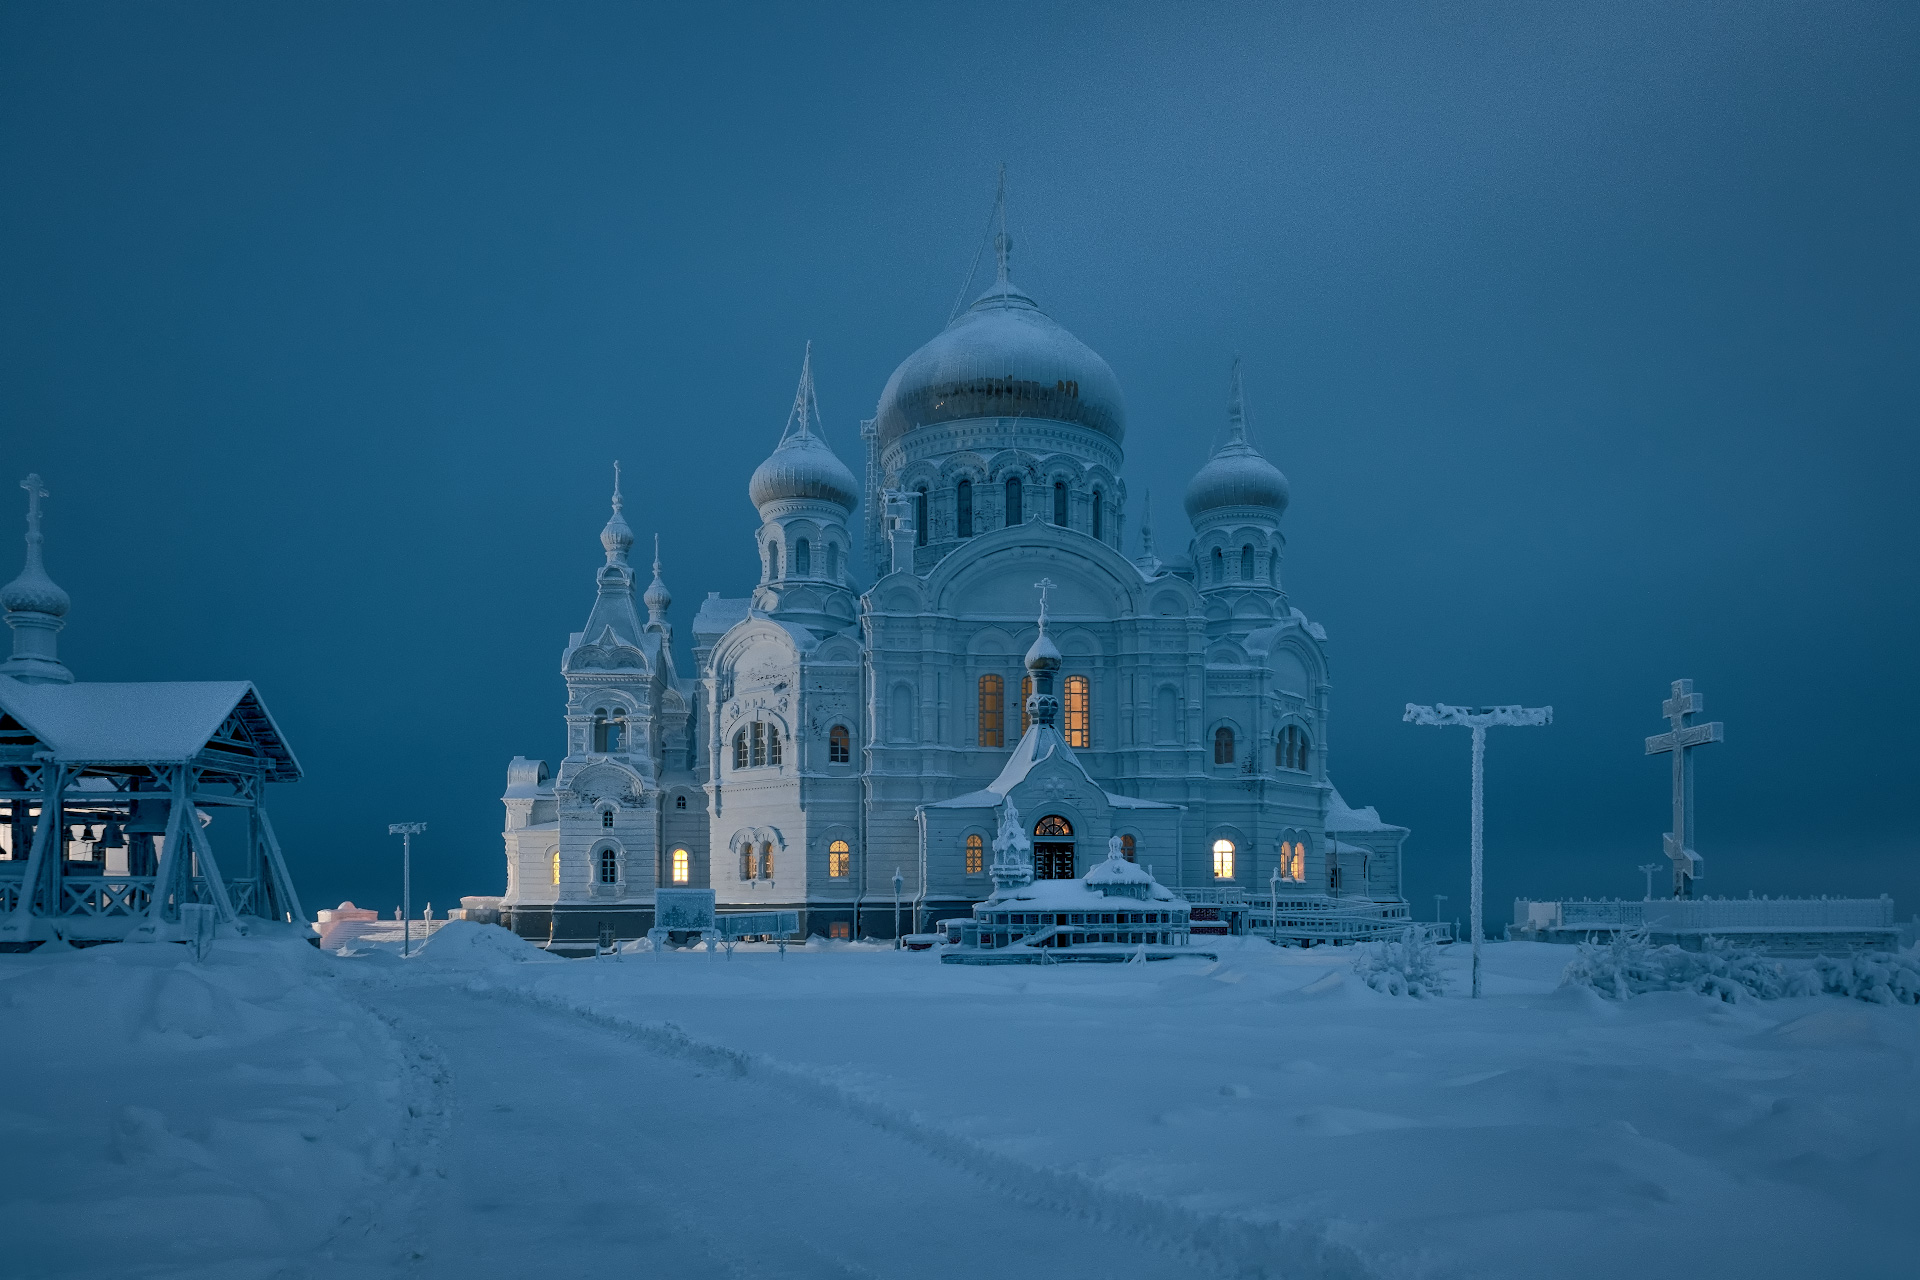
(1644, 678, 1724, 897)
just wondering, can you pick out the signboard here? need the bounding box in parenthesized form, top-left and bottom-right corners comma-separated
(718, 911, 800, 939)
(654, 889, 716, 932)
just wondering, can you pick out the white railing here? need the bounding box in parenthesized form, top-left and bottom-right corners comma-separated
(1524, 897, 1896, 932)
(59, 877, 156, 918)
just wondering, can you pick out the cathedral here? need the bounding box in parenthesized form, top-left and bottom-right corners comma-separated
(499, 219, 1410, 952)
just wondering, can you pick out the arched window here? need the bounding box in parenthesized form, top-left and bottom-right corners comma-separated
(760, 843, 774, 879)
(1091, 489, 1103, 540)
(768, 726, 782, 767)
(829, 839, 851, 877)
(1212, 838, 1235, 880)
(1154, 685, 1178, 743)
(599, 847, 619, 884)
(1241, 545, 1253, 580)
(1005, 476, 1023, 526)
(751, 722, 767, 767)
(915, 487, 929, 547)
(1053, 481, 1068, 526)
(551, 851, 560, 885)
(1211, 547, 1224, 582)
(675, 794, 687, 810)
(740, 846, 754, 881)
(796, 538, 811, 576)
(1278, 725, 1310, 771)
(733, 730, 748, 770)
(1020, 675, 1032, 734)
(826, 541, 839, 581)
(1121, 833, 1135, 863)
(965, 833, 983, 875)
(977, 674, 1005, 747)
(957, 479, 973, 538)
(1290, 841, 1305, 880)
(608, 709, 625, 752)
(829, 724, 851, 763)
(1034, 815, 1072, 837)
(592, 708, 608, 752)
(1214, 726, 1236, 765)
(671, 847, 690, 884)
(601, 810, 614, 829)
(1063, 675, 1089, 748)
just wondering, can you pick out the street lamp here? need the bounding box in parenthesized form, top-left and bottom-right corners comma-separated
(1269, 867, 1281, 945)
(1433, 894, 1448, 927)
(1404, 703, 1552, 998)
(892, 868, 904, 949)
(388, 823, 426, 957)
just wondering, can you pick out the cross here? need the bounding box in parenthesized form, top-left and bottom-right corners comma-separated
(21, 473, 47, 538)
(1033, 577, 1055, 625)
(1644, 678, 1723, 898)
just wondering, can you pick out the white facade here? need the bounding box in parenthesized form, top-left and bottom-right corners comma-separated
(501, 234, 1409, 951)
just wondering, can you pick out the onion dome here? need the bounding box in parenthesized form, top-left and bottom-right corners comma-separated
(643, 534, 672, 623)
(873, 231, 1125, 454)
(600, 463, 634, 565)
(1024, 620, 1062, 674)
(1, 474, 68, 619)
(750, 344, 860, 514)
(1184, 358, 1290, 520)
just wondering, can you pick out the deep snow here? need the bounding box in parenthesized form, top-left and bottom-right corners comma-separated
(6, 925, 1917, 1278)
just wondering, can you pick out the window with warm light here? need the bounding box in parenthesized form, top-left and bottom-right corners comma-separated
(671, 847, 690, 884)
(1021, 675, 1032, 734)
(1212, 838, 1235, 880)
(1064, 675, 1089, 748)
(965, 833, 983, 875)
(551, 851, 560, 885)
(829, 839, 850, 878)
(978, 674, 1004, 747)
(1035, 815, 1072, 837)
(760, 843, 774, 879)
(1121, 833, 1136, 862)
(829, 724, 851, 763)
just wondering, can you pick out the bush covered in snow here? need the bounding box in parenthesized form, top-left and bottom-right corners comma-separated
(1561, 928, 1920, 1005)
(1352, 927, 1450, 998)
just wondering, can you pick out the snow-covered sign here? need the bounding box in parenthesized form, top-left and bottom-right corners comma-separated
(717, 911, 799, 939)
(1643, 678, 1723, 897)
(654, 889, 716, 932)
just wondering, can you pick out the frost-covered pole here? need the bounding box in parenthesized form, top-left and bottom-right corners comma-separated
(892, 868, 904, 949)
(389, 823, 426, 957)
(1403, 704, 1551, 998)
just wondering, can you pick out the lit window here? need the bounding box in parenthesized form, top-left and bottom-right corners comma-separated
(760, 843, 774, 879)
(601, 810, 614, 829)
(830, 839, 850, 878)
(828, 921, 850, 940)
(675, 794, 687, 810)
(1064, 676, 1089, 748)
(1004, 475, 1022, 526)
(1121, 833, 1135, 862)
(671, 847, 689, 884)
(965, 833, 983, 875)
(1035, 815, 1072, 837)
(599, 847, 619, 883)
(1021, 675, 1032, 734)
(957, 479, 973, 538)
(751, 722, 766, 767)
(733, 730, 747, 770)
(551, 851, 560, 885)
(796, 538, 810, 576)
(740, 846, 753, 880)
(1290, 842, 1305, 880)
(1212, 839, 1235, 880)
(829, 724, 851, 763)
(977, 674, 1004, 747)
(1214, 726, 1235, 765)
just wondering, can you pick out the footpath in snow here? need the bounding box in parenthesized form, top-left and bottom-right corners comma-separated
(6, 922, 1919, 1279)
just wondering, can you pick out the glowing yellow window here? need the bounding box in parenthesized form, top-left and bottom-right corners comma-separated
(1212, 838, 1235, 880)
(965, 833, 983, 875)
(551, 851, 560, 885)
(829, 839, 850, 878)
(1064, 675, 1089, 748)
(1020, 675, 1032, 734)
(671, 847, 690, 884)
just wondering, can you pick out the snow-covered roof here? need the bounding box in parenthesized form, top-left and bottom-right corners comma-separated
(928, 724, 1178, 811)
(984, 862, 1186, 911)
(693, 594, 751, 638)
(0, 675, 300, 779)
(1326, 788, 1404, 833)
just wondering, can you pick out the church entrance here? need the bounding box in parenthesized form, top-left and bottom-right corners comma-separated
(1034, 814, 1075, 880)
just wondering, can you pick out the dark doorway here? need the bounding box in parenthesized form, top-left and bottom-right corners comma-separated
(1034, 842, 1075, 879)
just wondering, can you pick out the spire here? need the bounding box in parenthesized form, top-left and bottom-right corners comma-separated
(783, 342, 821, 443)
(644, 532, 672, 627)
(1225, 353, 1248, 448)
(600, 460, 634, 568)
(992, 163, 1011, 292)
(0, 473, 75, 684)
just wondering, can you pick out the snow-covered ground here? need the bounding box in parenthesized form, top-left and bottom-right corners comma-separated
(6, 926, 1917, 1278)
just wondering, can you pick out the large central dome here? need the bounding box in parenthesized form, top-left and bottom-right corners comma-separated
(874, 261, 1125, 456)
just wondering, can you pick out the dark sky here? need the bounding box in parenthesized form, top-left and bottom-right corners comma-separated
(3, 1, 1915, 926)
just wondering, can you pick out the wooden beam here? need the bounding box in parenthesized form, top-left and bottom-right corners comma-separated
(184, 802, 245, 935)
(0, 762, 62, 941)
(257, 809, 306, 927)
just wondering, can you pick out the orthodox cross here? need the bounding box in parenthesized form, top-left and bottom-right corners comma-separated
(1644, 679, 1723, 898)
(1404, 702, 1553, 998)
(21, 473, 47, 540)
(1033, 577, 1055, 627)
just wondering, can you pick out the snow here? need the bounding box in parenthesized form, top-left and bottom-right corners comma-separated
(7, 932, 1918, 1278)
(0, 676, 297, 771)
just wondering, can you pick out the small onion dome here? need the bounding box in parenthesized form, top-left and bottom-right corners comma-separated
(873, 251, 1125, 454)
(1024, 625, 1061, 673)
(748, 430, 859, 513)
(600, 504, 634, 564)
(643, 538, 672, 618)
(1, 559, 68, 618)
(1184, 359, 1289, 520)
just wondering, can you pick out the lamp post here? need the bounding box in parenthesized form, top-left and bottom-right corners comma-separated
(1269, 867, 1281, 945)
(388, 823, 426, 957)
(1638, 863, 1660, 901)
(1404, 703, 1552, 998)
(892, 869, 904, 949)
(1433, 893, 1448, 925)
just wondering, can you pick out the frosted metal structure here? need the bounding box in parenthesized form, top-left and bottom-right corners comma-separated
(0, 476, 307, 949)
(1404, 702, 1551, 997)
(389, 822, 426, 956)
(1643, 678, 1722, 898)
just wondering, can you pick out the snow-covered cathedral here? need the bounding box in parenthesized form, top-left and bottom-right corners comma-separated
(499, 217, 1409, 951)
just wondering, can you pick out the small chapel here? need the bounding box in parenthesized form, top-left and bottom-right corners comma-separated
(499, 204, 1411, 952)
